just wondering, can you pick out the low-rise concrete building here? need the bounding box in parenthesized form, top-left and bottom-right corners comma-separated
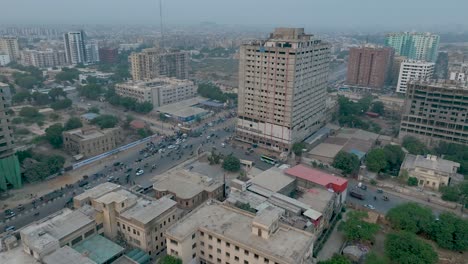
(153, 167, 224, 210)
(400, 154, 461, 190)
(165, 202, 315, 264)
(115, 78, 196, 108)
(63, 126, 123, 158)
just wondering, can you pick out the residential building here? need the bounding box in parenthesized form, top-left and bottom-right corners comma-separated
(62, 126, 123, 158)
(449, 63, 468, 82)
(385, 32, 440, 62)
(396, 60, 434, 94)
(0, 83, 21, 191)
(236, 28, 331, 152)
(0, 53, 10, 66)
(399, 80, 468, 146)
(391, 55, 406, 85)
(129, 48, 189, 81)
(63, 31, 86, 64)
(115, 78, 196, 108)
(434, 51, 449, 79)
(165, 202, 315, 264)
(20, 49, 67, 68)
(346, 45, 394, 89)
(0, 37, 20, 61)
(99, 47, 118, 64)
(400, 154, 461, 190)
(74, 183, 179, 257)
(20, 205, 100, 261)
(153, 167, 224, 210)
(85, 41, 100, 64)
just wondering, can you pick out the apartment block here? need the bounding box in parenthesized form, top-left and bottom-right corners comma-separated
(130, 48, 189, 81)
(99, 47, 118, 64)
(115, 77, 196, 108)
(396, 60, 434, 94)
(165, 202, 315, 264)
(236, 28, 331, 152)
(74, 183, 180, 258)
(399, 80, 468, 146)
(346, 45, 394, 89)
(0, 54, 10, 66)
(21, 49, 67, 68)
(63, 31, 86, 64)
(153, 167, 224, 210)
(85, 41, 100, 64)
(63, 126, 123, 158)
(400, 154, 460, 190)
(385, 32, 440, 62)
(0, 37, 20, 61)
(0, 85, 15, 159)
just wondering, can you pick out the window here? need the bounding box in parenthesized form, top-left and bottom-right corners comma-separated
(217, 238, 221, 243)
(235, 256, 239, 261)
(226, 252, 230, 257)
(192, 233, 196, 239)
(201, 250, 205, 256)
(217, 248, 221, 253)
(254, 254, 259, 259)
(264, 258, 269, 263)
(200, 231, 204, 236)
(192, 243, 196, 249)
(235, 246, 239, 251)
(170, 239, 178, 245)
(226, 242, 230, 248)
(244, 250, 249, 255)
(117, 222, 120, 227)
(244, 261, 249, 264)
(217, 258, 221, 263)
(201, 241, 205, 246)
(192, 253, 196, 258)
(209, 245, 213, 249)
(97, 223, 104, 230)
(209, 254, 213, 259)
(209, 235, 213, 240)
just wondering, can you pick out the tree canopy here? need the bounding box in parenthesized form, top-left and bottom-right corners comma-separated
(385, 232, 438, 264)
(365, 148, 387, 172)
(78, 83, 103, 100)
(292, 142, 306, 156)
(370, 101, 385, 115)
(318, 254, 351, 264)
(427, 212, 468, 251)
(386, 203, 433, 234)
(332, 151, 360, 175)
(64, 117, 83, 131)
(45, 123, 64, 148)
(160, 255, 182, 264)
(197, 83, 236, 103)
(339, 211, 379, 243)
(55, 68, 80, 82)
(402, 136, 429, 155)
(223, 154, 241, 172)
(434, 141, 468, 176)
(365, 145, 405, 175)
(91, 114, 119, 129)
(50, 98, 72, 110)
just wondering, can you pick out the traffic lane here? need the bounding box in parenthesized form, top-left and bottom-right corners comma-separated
(346, 188, 407, 214)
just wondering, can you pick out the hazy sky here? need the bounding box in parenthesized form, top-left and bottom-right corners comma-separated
(2, 0, 467, 30)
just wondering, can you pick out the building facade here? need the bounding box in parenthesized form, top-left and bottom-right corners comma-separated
(0, 37, 20, 61)
(85, 42, 100, 64)
(99, 47, 118, 64)
(400, 154, 460, 190)
(165, 202, 315, 264)
(63, 127, 122, 158)
(129, 48, 189, 81)
(236, 28, 331, 152)
(0, 54, 10, 66)
(396, 60, 434, 94)
(115, 78, 196, 108)
(21, 49, 67, 68)
(346, 45, 394, 89)
(399, 81, 468, 146)
(63, 31, 86, 64)
(385, 32, 440, 62)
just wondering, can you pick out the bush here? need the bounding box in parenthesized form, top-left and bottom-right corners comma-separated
(50, 98, 72, 110)
(385, 232, 438, 264)
(386, 203, 433, 234)
(91, 115, 119, 129)
(332, 151, 360, 175)
(223, 154, 241, 172)
(407, 176, 418, 186)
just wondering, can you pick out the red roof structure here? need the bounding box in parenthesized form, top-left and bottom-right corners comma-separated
(285, 164, 348, 193)
(130, 120, 146, 129)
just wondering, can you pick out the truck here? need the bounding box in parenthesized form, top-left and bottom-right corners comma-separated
(350, 190, 365, 200)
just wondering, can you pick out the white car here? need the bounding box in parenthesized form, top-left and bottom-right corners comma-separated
(364, 204, 375, 210)
(136, 170, 144, 176)
(167, 145, 176, 149)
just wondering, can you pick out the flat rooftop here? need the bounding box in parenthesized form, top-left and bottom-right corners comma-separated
(157, 97, 208, 118)
(153, 168, 223, 199)
(74, 182, 121, 202)
(72, 235, 124, 264)
(43, 246, 96, 264)
(64, 127, 118, 141)
(0, 242, 39, 264)
(95, 189, 137, 205)
(249, 167, 295, 193)
(166, 203, 314, 264)
(308, 143, 343, 159)
(295, 188, 334, 214)
(120, 196, 176, 225)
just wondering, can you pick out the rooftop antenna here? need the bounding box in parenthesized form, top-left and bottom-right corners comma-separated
(159, 0, 164, 48)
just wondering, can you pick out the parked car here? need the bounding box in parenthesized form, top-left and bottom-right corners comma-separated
(364, 204, 375, 210)
(4, 225, 16, 232)
(136, 169, 144, 176)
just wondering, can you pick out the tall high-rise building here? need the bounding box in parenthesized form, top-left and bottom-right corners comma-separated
(0, 85, 21, 191)
(396, 60, 435, 94)
(99, 47, 118, 64)
(85, 41, 100, 64)
(129, 48, 189, 81)
(346, 45, 394, 89)
(63, 31, 86, 64)
(236, 28, 331, 152)
(385, 32, 440, 62)
(399, 80, 468, 146)
(0, 37, 20, 61)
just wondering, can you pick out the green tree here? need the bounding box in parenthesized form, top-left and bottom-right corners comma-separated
(12, 91, 32, 104)
(332, 151, 360, 175)
(365, 148, 387, 172)
(88, 106, 100, 114)
(402, 136, 429, 155)
(15, 75, 41, 89)
(78, 83, 103, 100)
(159, 113, 169, 121)
(385, 232, 438, 264)
(339, 211, 379, 242)
(134, 101, 154, 113)
(91, 114, 119, 129)
(382, 145, 405, 175)
(23, 162, 50, 182)
(137, 128, 153, 139)
(407, 176, 418, 186)
(46, 155, 65, 174)
(64, 117, 83, 131)
(16, 149, 33, 164)
(55, 68, 80, 82)
(370, 101, 385, 115)
(50, 98, 72, 110)
(434, 142, 468, 176)
(19, 107, 40, 119)
(160, 255, 182, 264)
(386, 203, 433, 234)
(292, 142, 306, 156)
(48, 88, 66, 101)
(31, 92, 50, 105)
(223, 154, 241, 172)
(45, 123, 64, 148)
(365, 251, 389, 264)
(427, 212, 468, 251)
(318, 254, 351, 264)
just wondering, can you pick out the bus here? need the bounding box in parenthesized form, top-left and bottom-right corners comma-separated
(260, 155, 277, 165)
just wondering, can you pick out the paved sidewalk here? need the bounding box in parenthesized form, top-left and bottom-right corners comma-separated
(316, 213, 347, 261)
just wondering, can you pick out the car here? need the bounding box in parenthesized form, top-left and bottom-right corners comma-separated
(206, 136, 211, 139)
(107, 176, 115, 182)
(113, 162, 121, 167)
(4, 226, 16, 232)
(360, 184, 367, 190)
(168, 145, 176, 149)
(136, 169, 144, 176)
(83, 184, 91, 190)
(377, 189, 383, 193)
(17, 204, 25, 211)
(364, 204, 375, 210)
